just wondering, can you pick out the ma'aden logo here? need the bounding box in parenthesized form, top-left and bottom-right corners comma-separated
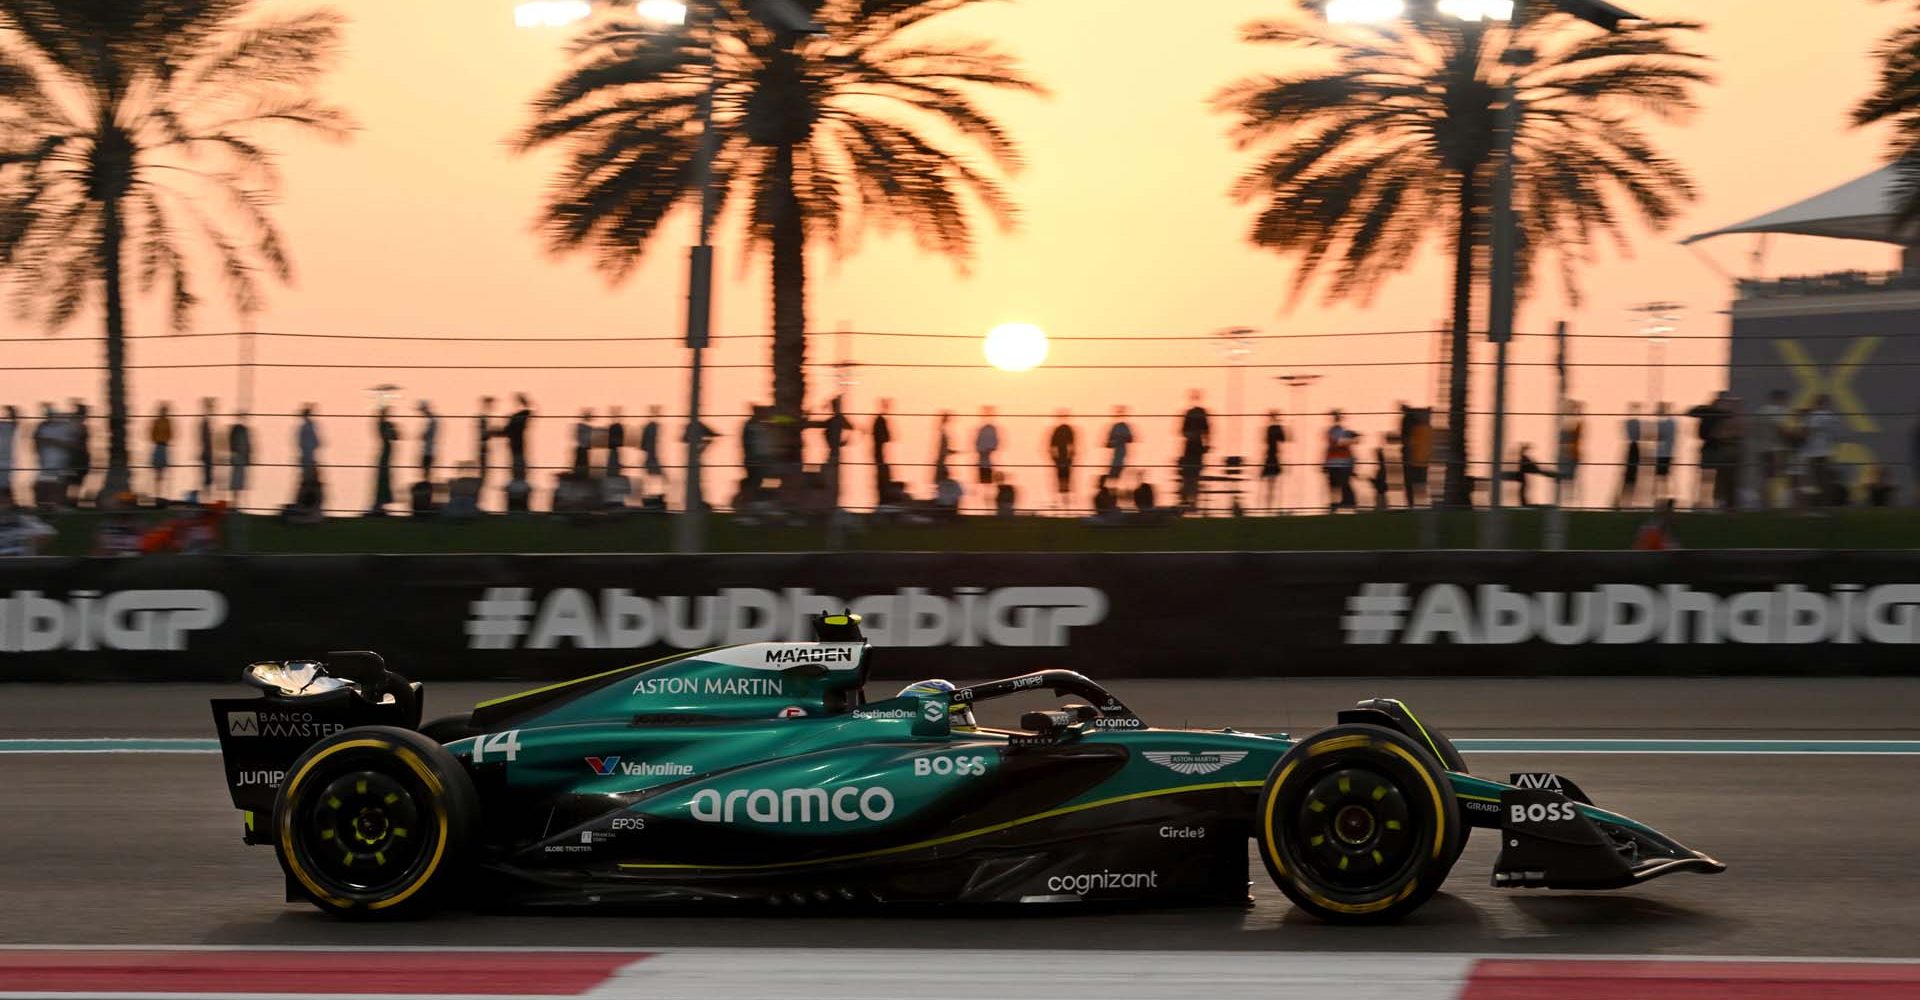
(1142, 750, 1248, 776)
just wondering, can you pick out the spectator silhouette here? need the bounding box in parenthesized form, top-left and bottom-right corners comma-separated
(1654, 403, 1676, 502)
(197, 398, 217, 496)
(370, 405, 398, 516)
(1260, 410, 1285, 513)
(0, 404, 17, 505)
(1048, 410, 1075, 509)
(228, 410, 252, 504)
(871, 398, 893, 504)
(605, 405, 626, 479)
(974, 406, 999, 506)
(934, 410, 955, 488)
(1179, 390, 1210, 507)
(1105, 405, 1133, 483)
(149, 402, 174, 501)
(417, 400, 438, 480)
(70, 400, 91, 504)
(1616, 402, 1644, 510)
(1323, 409, 1357, 512)
(573, 408, 594, 478)
(640, 405, 664, 493)
(504, 394, 533, 484)
(475, 395, 495, 506)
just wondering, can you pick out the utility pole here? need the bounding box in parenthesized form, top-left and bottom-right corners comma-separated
(673, 3, 720, 554)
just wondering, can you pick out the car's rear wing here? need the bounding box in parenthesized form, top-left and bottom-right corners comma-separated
(209, 652, 422, 841)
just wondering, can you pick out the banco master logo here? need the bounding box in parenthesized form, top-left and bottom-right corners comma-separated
(0, 589, 225, 652)
(465, 586, 1105, 651)
(1141, 750, 1248, 776)
(1343, 583, 1920, 646)
(227, 710, 341, 740)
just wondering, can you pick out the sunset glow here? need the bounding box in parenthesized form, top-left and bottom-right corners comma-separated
(984, 323, 1049, 373)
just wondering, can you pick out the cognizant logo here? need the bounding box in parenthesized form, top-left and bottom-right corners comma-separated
(1045, 870, 1160, 894)
(690, 786, 895, 824)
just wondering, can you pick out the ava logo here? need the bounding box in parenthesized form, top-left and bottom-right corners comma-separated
(1141, 750, 1248, 776)
(1512, 772, 1564, 791)
(587, 756, 621, 776)
(922, 700, 946, 722)
(227, 712, 259, 737)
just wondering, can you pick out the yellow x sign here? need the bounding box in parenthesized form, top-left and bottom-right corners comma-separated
(1775, 336, 1882, 434)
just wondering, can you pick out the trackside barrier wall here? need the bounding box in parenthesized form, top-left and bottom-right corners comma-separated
(2, 551, 1918, 681)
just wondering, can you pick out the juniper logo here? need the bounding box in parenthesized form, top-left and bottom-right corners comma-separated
(1142, 750, 1248, 776)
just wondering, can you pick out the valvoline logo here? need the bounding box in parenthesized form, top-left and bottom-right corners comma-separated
(586, 756, 621, 776)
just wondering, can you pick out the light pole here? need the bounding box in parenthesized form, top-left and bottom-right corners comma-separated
(1633, 302, 1680, 411)
(611, 0, 817, 553)
(1218, 327, 1255, 464)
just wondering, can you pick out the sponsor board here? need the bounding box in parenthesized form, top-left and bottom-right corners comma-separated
(466, 586, 1106, 651)
(911, 754, 987, 777)
(0, 589, 225, 652)
(1344, 582, 1920, 646)
(690, 786, 895, 824)
(1141, 750, 1248, 776)
(1045, 870, 1160, 894)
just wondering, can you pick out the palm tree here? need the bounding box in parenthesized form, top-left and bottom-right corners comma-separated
(0, 0, 351, 496)
(1855, 1, 1920, 225)
(1215, 5, 1708, 505)
(517, 0, 1038, 422)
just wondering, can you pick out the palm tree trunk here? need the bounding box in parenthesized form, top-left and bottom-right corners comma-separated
(1441, 174, 1478, 508)
(768, 141, 807, 422)
(99, 195, 131, 498)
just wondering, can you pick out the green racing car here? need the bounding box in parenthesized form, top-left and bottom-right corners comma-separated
(211, 612, 1723, 922)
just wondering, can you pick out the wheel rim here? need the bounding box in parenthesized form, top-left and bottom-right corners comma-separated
(297, 769, 428, 894)
(1289, 765, 1418, 894)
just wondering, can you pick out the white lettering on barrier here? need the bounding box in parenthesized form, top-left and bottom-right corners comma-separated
(0, 590, 226, 652)
(1344, 583, 1920, 646)
(470, 586, 1107, 651)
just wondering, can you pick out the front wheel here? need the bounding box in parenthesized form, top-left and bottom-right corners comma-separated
(273, 726, 477, 919)
(1256, 723, 1461, 923)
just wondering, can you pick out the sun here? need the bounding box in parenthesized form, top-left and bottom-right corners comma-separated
(984, 323, 1049, 372)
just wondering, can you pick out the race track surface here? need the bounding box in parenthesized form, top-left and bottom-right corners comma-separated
(1, 678, 1915, 958)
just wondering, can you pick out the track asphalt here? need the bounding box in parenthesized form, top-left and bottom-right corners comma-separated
(0, 678, 1914, 957)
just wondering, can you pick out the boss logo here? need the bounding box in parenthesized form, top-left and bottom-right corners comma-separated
(912, 755, 986, 777)
(1510, 801, 1579, 824)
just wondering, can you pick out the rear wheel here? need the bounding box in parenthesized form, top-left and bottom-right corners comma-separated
(1256, 723, 1460, 923)
(274, 726, 477, 919)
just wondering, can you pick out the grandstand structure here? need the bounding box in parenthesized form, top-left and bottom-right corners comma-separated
(1687, 165, 1920, 480)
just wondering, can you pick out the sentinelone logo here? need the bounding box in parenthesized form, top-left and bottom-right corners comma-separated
(1343, 583, 1920, 645)
(466, 586, 1107, 651)
(0, 590, 226, 652)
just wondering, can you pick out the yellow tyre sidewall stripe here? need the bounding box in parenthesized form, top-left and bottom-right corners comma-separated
(1264, 733, 1453, 915)
(279, 737, 451, 912)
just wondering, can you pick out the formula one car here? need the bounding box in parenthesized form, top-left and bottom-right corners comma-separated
(211, 613, 1722, 922)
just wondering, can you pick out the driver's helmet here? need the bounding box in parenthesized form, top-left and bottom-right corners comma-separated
(897, 678, 975, 728)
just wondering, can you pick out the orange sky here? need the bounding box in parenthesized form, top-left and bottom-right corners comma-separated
(5, 0, 1913, 512)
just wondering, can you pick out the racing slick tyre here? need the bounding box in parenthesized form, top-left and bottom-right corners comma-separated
(1256, 723, 1462, 924)
(273, 726, 478, 919)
